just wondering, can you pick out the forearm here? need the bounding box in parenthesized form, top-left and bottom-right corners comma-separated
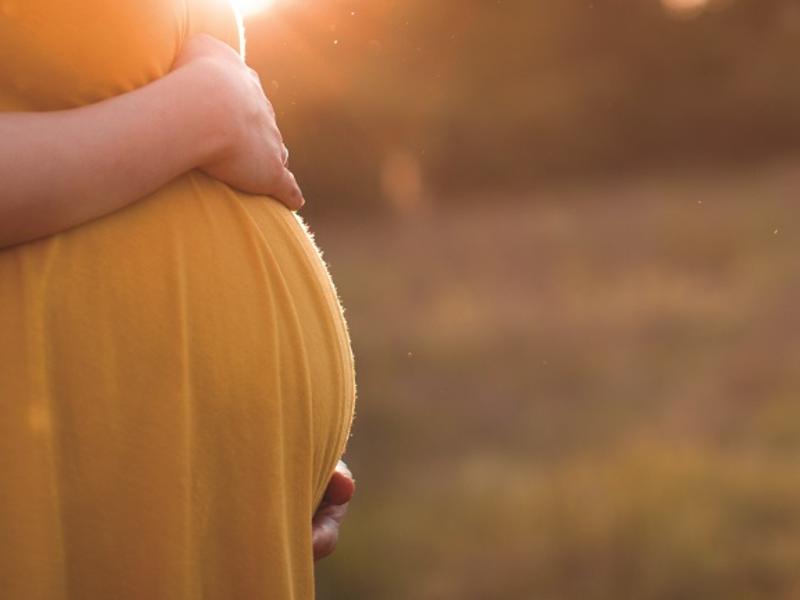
(0, 64, 226, 248)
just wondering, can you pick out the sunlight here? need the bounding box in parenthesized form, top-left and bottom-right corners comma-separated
(231, 0, 275, 18)
(661, 0, 710, 15)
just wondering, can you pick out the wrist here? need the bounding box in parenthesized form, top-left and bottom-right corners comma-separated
(179, 57, 241, 168)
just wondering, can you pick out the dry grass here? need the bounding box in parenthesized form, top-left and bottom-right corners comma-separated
(312, 161, 800, 599)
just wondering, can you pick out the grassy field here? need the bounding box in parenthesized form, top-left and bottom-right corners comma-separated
(312, 161, 800, 599)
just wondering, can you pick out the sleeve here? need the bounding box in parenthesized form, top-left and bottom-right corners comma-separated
(0, 0, 191, 110)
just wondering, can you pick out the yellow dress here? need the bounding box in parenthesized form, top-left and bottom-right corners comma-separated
(0, 1, 355, 598)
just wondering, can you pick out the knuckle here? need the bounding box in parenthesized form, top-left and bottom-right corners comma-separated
(266, 157, 282, 176)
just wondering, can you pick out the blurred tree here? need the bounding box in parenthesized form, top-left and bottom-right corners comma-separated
(245, 0, 800, 215)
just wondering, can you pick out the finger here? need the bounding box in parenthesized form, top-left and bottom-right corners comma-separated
(270, 168, 304, 211)
(312, 515, 340, 561)
(323, 470, 356, 506)
(281, 144, 290, 166)
(336, 460, 353, 478)
(318, 502, 349, 527)
(312, 504, 348, 561)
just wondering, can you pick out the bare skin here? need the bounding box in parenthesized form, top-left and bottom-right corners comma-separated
(313, 461, 356, 561)
(0, 34, 302, 248)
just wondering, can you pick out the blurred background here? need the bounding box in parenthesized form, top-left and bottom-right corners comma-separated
(242, 0, 800, 597)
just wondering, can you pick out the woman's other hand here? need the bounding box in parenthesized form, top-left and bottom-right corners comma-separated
(173, 34, 304, 210)
(313, 461, 356, 561)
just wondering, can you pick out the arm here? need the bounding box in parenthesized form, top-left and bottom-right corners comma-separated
(0, 34, 302, 248)
(0, 66, 224, 247)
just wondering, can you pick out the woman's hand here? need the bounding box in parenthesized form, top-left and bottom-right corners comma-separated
(172, 35, 304, 210)
(313, 461, 356, 561)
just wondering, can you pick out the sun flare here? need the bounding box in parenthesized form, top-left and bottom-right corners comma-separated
(661, 0, 710, 15)
(232, 0, 275, 17)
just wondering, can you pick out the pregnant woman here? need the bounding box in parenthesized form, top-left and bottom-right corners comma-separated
(0, 1, 355, 598)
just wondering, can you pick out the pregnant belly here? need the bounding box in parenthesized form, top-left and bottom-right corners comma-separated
(0, 172, 355, 594)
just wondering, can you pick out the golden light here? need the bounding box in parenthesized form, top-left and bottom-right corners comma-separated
(232, 0, 275, 18)
(661, 0, 710, 15)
